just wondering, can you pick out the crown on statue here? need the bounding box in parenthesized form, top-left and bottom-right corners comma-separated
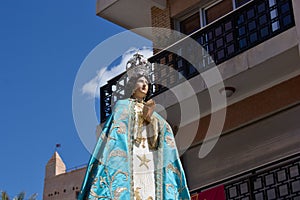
(126, 53, 151, 80)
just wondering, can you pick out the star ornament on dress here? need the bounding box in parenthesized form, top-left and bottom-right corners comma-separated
(126, 53, 152, 81)
(137, 154, 151, 169)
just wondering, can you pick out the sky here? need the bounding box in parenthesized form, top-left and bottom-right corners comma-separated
(0, 0, 151, 199)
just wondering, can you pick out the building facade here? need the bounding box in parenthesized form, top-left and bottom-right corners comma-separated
(43, 0, 300, 199)
(43, 151, 86, 200)
(98, 0, 300, 199)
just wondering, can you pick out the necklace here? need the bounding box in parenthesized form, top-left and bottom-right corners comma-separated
(130, 97, 145, 104)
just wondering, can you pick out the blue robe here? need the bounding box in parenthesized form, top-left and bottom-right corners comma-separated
(78, 99, 191, 200)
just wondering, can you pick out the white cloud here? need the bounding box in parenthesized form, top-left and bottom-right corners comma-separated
(81, 47, 153, 99)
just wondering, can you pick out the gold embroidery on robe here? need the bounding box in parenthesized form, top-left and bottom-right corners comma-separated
(113, 187, 127, 200)
(116, 121, 127, 134)
(165, 163, 188, 199)
(166, 183, 178, 199)
(166, 184, 175, 193)
(165, 136, 175, 148)
(90, 190, 108, 199)
(136, 154, 151, 169)
(108, 149, 128, 162)
(134, 187, 142, 200)
(90, 168, 128, 200)
(167, 163, 182, 184)
(99, 176, 106, 187)
(166, 123, 172, 133)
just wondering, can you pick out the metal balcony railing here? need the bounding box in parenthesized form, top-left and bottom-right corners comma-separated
(100, 0, 295, 122)
(190, 152, 300, 199)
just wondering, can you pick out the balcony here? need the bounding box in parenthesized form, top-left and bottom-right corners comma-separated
(96, 0, 166, 36)
(190, 152, 300, 199)
(100, 0, 298, 123)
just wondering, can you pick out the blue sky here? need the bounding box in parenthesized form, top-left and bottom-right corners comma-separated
(0, 0, 150, 198)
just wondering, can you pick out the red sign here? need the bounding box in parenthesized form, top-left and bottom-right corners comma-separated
(191, 185, 226, 200)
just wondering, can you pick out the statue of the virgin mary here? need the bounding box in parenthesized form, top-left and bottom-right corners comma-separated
(78, 53, 191, 200)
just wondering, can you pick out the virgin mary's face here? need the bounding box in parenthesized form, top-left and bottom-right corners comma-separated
(133, 76, 149, 99)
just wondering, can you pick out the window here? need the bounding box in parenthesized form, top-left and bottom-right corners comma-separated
(203, 0, 233, 25)
(176, 0, 253, 34)
(76, 191, 80, 199)
(180, 12, 200, 35)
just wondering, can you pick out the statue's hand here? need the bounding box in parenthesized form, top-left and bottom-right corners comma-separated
(143, 99, 156, 123)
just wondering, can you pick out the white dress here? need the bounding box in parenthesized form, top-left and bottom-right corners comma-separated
(132, 102, 156, 200)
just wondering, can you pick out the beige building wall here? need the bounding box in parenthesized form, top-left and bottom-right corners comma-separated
(43, 151, 86, 200)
